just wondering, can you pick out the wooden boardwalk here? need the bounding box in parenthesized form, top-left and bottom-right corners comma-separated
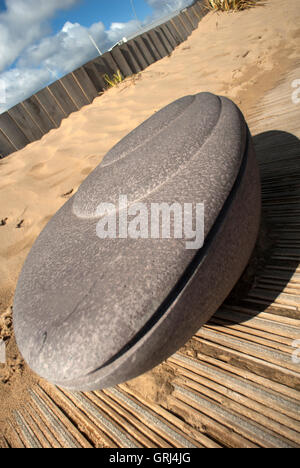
(1, 67, 300, 449)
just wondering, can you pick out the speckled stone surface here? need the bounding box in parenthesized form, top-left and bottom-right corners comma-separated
(13, 93, 261, 390)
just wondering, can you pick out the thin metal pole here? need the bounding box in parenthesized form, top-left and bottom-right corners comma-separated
(130, 0, 139, 22)
(88, 33, 103, 56)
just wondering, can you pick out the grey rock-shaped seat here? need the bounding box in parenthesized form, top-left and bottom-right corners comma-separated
(13, 93, 261, 391)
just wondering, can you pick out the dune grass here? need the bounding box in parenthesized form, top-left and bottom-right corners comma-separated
(104, 70, 123, 88)
(206, 0, 260, 10)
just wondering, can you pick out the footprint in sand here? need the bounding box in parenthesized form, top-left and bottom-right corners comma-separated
(16, 220, 24, 229)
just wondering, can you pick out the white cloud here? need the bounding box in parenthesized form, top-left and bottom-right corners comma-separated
(0, 0, 80, 72)
(106, 20, 142, 44)
(0, 67, 51, 113)
(0, 16, 143, 111)
(18, 18, 142, 76)
(0, 0, 195, 113)
(146, 0, 193, 16)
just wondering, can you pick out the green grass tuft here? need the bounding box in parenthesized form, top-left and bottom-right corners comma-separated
(103, 70, 123, 88)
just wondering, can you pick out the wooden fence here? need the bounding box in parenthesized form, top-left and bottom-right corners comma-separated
(0, 1, 208, 158)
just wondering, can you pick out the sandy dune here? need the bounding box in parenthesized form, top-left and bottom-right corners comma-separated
(0, 0, 299, 429)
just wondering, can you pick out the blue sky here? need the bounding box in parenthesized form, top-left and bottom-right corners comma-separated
(0, 0, 192, 112)
(52, 1, 153, 32)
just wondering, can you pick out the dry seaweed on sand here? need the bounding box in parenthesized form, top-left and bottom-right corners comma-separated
(206, 0, 262, 11)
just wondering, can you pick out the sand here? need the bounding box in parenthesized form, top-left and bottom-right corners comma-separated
(0, 0, 299, 436)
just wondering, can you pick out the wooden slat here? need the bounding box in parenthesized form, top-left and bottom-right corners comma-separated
(192, 335, 300, 389)
(192, 1, 209, 19)
(72, 68, 98, 103)
(180, 10, 196, 31)
(172, 385, 296, 448)
(61, 390, 141, 448)
(110, 47, 134, 77)
(5, 421, 25, 448)
(194, 352, 300, 402)
(118, 43, 142, 74)
(0, 435, 9, 448)
(22, 95, 56, 134)
(133, 37, 156, 66)
(154, 27, 174, 55)
(29, 388, 84, 448)
(8, 103, 43, 142)
(35, 88, 64, 127)
(59, 74, 89, 110)
(167, 395, 257, 448)
(104, 387, 200, 448)
(214, 307, 298, 340)
(170, 16, 189, 41)
(0, 112, 29, 150)
(24, 402, 62, 448)
(34, 386, 92, 448)
(101, 52, 119, 74)
(117, 385, 220, 448)
(159, 23, 178, 49)
(86, 391, 168, 448)
(83, 59, 107, 92)
(140, 34, 161, 61)
(48, 81, 78, 116)
(41, 382, 115, 448)
(0, 127, 17, 156)
(185, 6, 200, 29)
(146, 30, 169, 58)
(164, 20, 183, 46)
(175, 375, 300, 445)
(17, 408, 53, 448)
(170, 354, 300, 424)
(126, 40, 149, 70)
(13, 411, 42, 448)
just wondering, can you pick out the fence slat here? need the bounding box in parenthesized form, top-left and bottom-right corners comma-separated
(83, 58, 109, 92)
(185, 7, 200, 29)
(0, 112, 29, 150)
(47, 81, 78, 116)
(179, 12, 194, 35)
(159, 24, 178, 49)
(8, 103, 43, 142)
(0, 128, 16, 157)
(181, 10, 196, 31)
(22, 96, 56, 134)
(35, 88, 65, 127)
(192, 1, 208, 19)
(59, 74, 89, 110)
(140, 34, 160, 61)
(133, 37, 156, 66)
(110, 47, 134, 77)
(170, 16, 189, 41)
(154, 27, 174, 55)
(101, 52, 119, 74)
(119, 43, 142, 74)
(146, 30, 168, 58)
(72, 68, 98, 103)
(123, 42, 148, 71)
(164, 20, 183, 46)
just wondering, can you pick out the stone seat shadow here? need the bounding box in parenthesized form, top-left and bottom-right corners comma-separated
(213, 130, 300, 326)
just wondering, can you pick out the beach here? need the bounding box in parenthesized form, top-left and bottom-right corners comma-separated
(0, 0, 300, 438)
